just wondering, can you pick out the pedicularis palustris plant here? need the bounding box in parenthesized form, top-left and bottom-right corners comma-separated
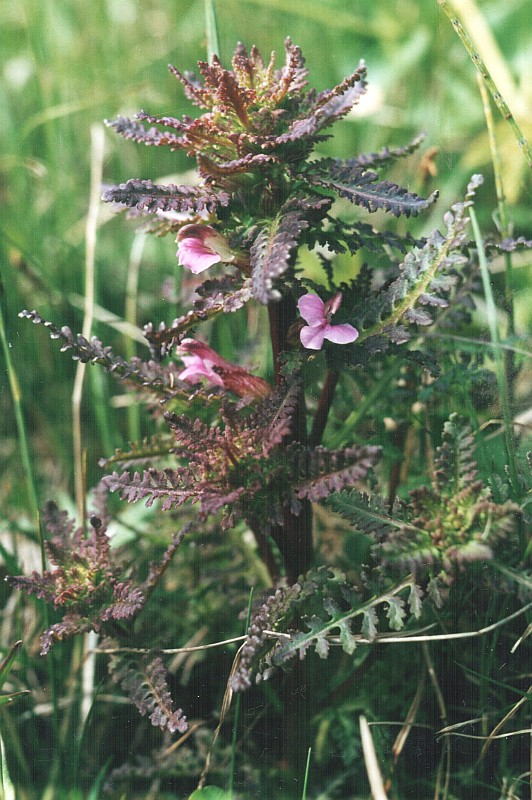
(11, 41, 527, 765)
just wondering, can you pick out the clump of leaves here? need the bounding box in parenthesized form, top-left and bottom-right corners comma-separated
(6, 498, 188, 655)
(103, 38, 437, 314)
(330, 413, 521, 582)
(232, 567, 422, 690)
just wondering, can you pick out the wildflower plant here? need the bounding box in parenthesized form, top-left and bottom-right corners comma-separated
(10, 38, 531, 791)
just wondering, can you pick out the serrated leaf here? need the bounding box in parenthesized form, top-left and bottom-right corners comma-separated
(102, 179, 229, 215)
(338, 619, 357, 655)
(386, 596, 407, 631)
(361, 607, 378, 641)
(250, 209, 309, 304)
(314, 633, 330, 659)
(329, 489, 400, 539)
(305, 162, 437, 218)
(408, 584, 424, 619)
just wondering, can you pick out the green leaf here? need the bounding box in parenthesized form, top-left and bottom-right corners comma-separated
(361, 607, 378, 641)
(338, 619, 357, 655)
(314, 633, 330, 659)
(408, 584, 424, 619)
(0, 691, 29, 708)
(386, 596, 407, 631)
(0, 641, 23, 690)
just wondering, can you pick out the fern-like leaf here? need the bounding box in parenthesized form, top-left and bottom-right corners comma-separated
(291, 445, 381, 504)
(329, 489, 404, 540)
(250, 207, 310, 303)
(232, 570, 417, 686)
(19, 310, 181, 398)
(269, 61, 367, 145)
(99, 434, 175, 469)
(305, 161, 438, 218)
(104, 115, 185, 147)
(342, 174, 484, 349)
(144, 281, 252, 358)
(110, 655, 187, 734)
(348, 133, 426, 170)
(101, 179, 229, 215)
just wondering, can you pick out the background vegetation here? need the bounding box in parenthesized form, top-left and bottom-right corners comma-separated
(0, 0, 530, 797)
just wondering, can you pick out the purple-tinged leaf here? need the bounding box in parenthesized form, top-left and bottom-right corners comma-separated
(345, 133, 426, 170)
(293, 444, 381, 502)
(102, 179, 229, 215)
(305, 162, 438, 218)
(250, 197, 329, 304)
(110, 655, 188, 734)
(100, 582, 145, 621)
(251, 213, 309, 303)
(104, 116, 185, 148)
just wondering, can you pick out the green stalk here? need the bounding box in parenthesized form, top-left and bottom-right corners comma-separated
(476, 73, 516, 406)
(72, 124, 105, 523)
(229, 588, 254, 797)
(0, 272, 39, 528)
(437, 0, 532, 168)
(301, 747, 312, 800)
(204, 0, 221, 61)
(123, 232, 146, 446)
(469, 207, 518, 495)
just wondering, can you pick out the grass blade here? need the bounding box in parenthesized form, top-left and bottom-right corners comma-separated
(469, 206, 519, 495)
(204, 0, 220, 61)
(437, 0, 532, 167)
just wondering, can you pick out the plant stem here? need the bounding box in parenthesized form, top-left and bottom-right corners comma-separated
(469, 207, 519, 495)
(476, 72, 516, 407)
(267, 295, 313, 781)
(72, 124, 105, 524)
(267, 295, 312, 581)
(124, 232, 146, 445)
(437, 0, 532, 167)
(0, 273, 39, 529)
(310, 369, 339, 447)
(229, 589, 254, 797)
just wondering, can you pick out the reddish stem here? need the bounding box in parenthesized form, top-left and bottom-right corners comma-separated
(309, 369, 339, 448)
(267, 295, 312, 582)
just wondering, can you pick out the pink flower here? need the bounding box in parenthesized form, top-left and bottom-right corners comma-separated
(176, 224, 234, 274)
(298, 292, 358, 350)
(178, 339, 271, 399)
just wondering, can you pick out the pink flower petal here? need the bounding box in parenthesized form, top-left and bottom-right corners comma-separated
(300, 324, 326, 350)
(177, 239, 221, 273)
(323, 323, 359, 345)
(297, 294, 326, 327)
(179, 338, 229, 368)
(178, 355, 224, 386)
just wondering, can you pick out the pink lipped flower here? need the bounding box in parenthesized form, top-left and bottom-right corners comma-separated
(298, 292, 358, 350)
(176, 224, 235, 274)
(178, 339, 271, 399)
